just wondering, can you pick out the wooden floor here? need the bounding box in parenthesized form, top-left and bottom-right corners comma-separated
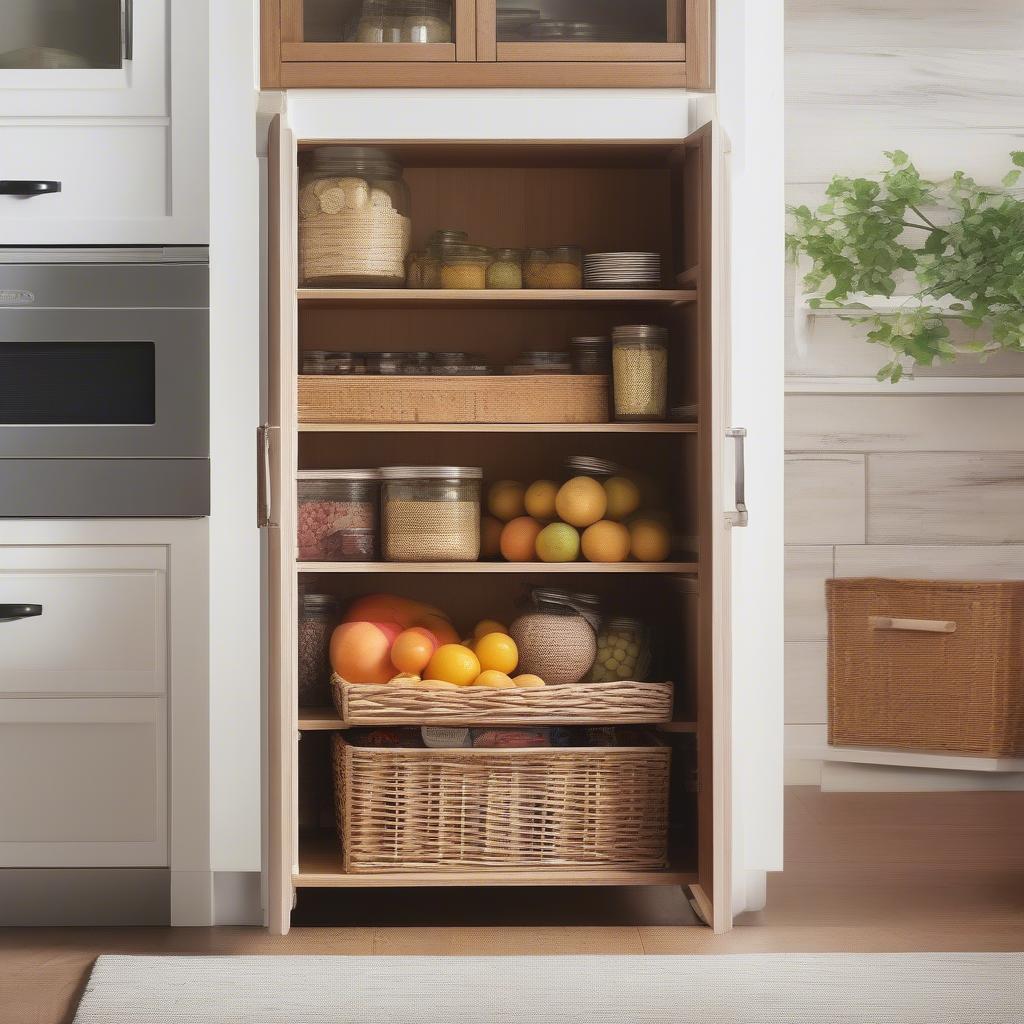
(3, 787, 1023, 1023)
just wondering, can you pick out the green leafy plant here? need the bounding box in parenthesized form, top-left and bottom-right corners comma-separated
(786, 151, 1024, 382)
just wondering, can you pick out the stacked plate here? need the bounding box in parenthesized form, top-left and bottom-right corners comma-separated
(583, 252, 662, 289)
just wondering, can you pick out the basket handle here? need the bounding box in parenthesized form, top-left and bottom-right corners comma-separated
(869, 615, 956, 634)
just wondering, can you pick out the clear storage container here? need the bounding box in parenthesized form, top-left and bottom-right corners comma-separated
(298, 146, 412, 288)
(440, 244, 491, 290)
(380, 466, 482, 561)
(486, 248, 523, 289)
(570, 336, 611, 375)
(298, 592, 340, 706)
(589, 616, 652, 683)
(509, 588, 601, 685)
(523, 246, 583, 289)
(421, 229, 468, 287)
(297, 470, 381, 562)
(302, 350, 366, 375)
(612, 325, 669, 421)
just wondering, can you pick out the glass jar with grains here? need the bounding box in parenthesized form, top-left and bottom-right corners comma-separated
(523, 246, 583, 289)
(486, 248, 523, 289)
(440, 244, 491, 289)
(297, 592, 340, 706)
(380, 466, 482, 561)
(612, 324, 668, 421)
(421, 229, 468, 287)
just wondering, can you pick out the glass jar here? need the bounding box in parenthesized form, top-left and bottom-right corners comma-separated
(297, 592, 340, 706)
(365, 351, 405, 375)
(380, 466, 482, 562)
(612, 325, 668, 421)
(570, 336, 611, 375)
(402, 0, 452, 42)
(298, 146, 411, 288)
(440, 244, 491, 290)
(296, 470, 380, 562)
(523, 246, 583, 289)
(589, 616, 652, 683)
(422, 230, 468, 287)
(509, 588, 600, 685)
(563, 455, 620, 482)
(486, 248, 523, 289)
(350, 0, 404, 42)
(402, 351, 433, 375)
(302, 350, 366, 375)
(405, 250, 425, 288)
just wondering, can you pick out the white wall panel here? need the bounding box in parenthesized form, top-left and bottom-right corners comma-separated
(785, 455, 865, 544)
(785, 546, 833, 642)
(835, 545, 1024, 580)
(785, 641, 828, 725)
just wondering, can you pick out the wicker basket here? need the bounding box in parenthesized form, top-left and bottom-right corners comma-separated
(331, 734, 670, 872)
(297, 374, 609, 424)
(331, 675, 674, 725)
(827, 578, 1024, 756)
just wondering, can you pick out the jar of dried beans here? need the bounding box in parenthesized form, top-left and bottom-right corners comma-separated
(523, 246, 583, 289)
(440, 244, 491, 290)
(296, 470, 380, 562)
(612, 325, 668, 421)
(380, 466, 482, 561)
(298, 592, 340, 706)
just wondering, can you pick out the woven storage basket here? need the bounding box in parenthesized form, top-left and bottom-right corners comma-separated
(331, 734, 670, 872)
(297, 374, 609, 424)
(331, 675, 674, 726)
(827, 578, 1024, 756)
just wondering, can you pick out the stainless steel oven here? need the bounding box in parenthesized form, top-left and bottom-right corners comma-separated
(0, 247, 209, 516)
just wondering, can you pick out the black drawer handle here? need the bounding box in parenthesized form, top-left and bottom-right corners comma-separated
(0, 181, 62, 197)
(0, 604, 42, 621)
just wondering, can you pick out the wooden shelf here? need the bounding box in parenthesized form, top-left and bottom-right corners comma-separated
(297, 288, 697, 308)
(298, 422, 698, 434)
(297, 561, 698, 574)
(296, 833, 697, 889)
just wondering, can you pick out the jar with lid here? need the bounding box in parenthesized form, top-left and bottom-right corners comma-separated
(509, 588, 600, 685)
(570, 336, 611, 375)
(296, 470, 380, 562)
(302, 350, 365, 376)
(365, 351, 405, 375)
(589, 616, 652, 683)
(440, 243, 491, 290)
(563, 455, 620, 483)
(402, 0, 452, 42)
(380, 466, 482, 562)
(298, 146, 411, 288)
(514, 349, 572, 375)
(486, 248, 523, 289)
(298, 592, 340, 706)
(612, 325, 668, 421)
(349, 0, 404, 42)
(523, 246, 583, 289)
(401, 351, 433, 375)
(421, 229, 468, 287)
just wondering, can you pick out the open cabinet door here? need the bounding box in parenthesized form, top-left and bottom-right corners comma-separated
(266, 113, 298, 935)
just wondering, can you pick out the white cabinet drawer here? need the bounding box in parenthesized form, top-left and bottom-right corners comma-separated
(0, 546, 166, 697)
(0, 697, 166, 867)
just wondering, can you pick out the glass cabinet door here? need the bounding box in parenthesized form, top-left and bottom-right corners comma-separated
(0, 0, 124, 70)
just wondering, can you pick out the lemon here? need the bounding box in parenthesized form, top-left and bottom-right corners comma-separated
(487, 480, 525, 522)
(425, 643, 481, 686)
(524, 480, 559, 521)
(512, 674, 545, 689)
(474, 632, 519, 674)
(581, 519, 631, 562)
(474, 669, 516, 689)
(555, 476, 607, 528)
(603, 476, 641, 521)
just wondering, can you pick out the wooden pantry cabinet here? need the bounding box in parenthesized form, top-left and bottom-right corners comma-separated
(260, 0, 711, 88)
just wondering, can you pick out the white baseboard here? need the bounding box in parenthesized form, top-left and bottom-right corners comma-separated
(820, 761, 1024, 793)
(214, 871, 263, 926)
(0, 869, 169, 925)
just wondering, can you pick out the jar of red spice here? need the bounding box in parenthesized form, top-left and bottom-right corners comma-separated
(297, 470, 380, 562)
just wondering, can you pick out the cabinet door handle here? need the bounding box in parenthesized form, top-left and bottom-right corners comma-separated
(257, 423, 272, 528)
(123, 0, 134, 61)
(0, 604, 42, 621)
(0, 181, 61, 197)
(725, 427, 748, 527)
(869, 616, 956, 634)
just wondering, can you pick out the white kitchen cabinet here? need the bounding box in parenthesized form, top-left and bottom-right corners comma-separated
(0, 545, 166, 697)
(0, 697, 167, 867)
(0, 0, 208, 245)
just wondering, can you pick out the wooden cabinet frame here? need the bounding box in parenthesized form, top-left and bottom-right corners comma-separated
(261, 0, 711, 88)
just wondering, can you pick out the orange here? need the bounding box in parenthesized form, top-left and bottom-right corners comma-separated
(581, 520, 631, 563)
(425, 643, 481, 687)
(524, 480, 559, 521)
(603, 476, 641, 521)
(480, 515, 503, 559)
(330, 621, 402, 684)
(630, 518, 671, 562)
(416, 612, 459, 647)
(474, 632, 519, 674)
(487, 480, 525, 522)
(474, 618, 508, 640)
(390, 626, 437, 674)
(555, 476, 607, 528)
(474, 669, 516, 689)
(499, 516, 542, 562)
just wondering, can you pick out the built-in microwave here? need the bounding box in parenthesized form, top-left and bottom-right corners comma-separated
(0, 247, 209, 516)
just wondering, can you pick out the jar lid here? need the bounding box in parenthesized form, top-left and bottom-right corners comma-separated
(307, 146, 402, 177)
(613, 324, 668, 342)
(523, 350, 570, 365)
(491, 247, 522, 260)
(379, 466, 483, 480)
(606, 615, 643, 631)
(302, 593, 340, 610)
(548, 245, 582, 259)
(433, 351, 469, 363)
(572, 592, 601, 608)
(570, 336, 609, 347)
(565, 456, 620, 476)
(443, 243, 491, 259)
(428, 229, 469, 243)
(297, 469, 382, 481)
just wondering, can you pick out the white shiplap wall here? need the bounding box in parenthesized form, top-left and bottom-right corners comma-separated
(784, 0, 1024, 787)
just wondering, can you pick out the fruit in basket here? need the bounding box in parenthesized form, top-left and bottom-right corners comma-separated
(425, 643, 481, 687)
(480, 515, 503, 559)
(474, 618, 508, 640)
(630, 518, 671, 562)
(390, 627, 438, 674)
(387, 672, 421, 685)
(344, 594, 446, 630)
(512, 674, 546, 689)
(603, 476, 641, 521)
(555, 476, 607, 528)
(474, 632, 519, 674)
(487, 480, 525, 522)
(535, 522, 581, 562)
(499, 516, 542, 562)
(330, 620, 402, 684)
(474, 670, 516, 689)
(581, 520, 631, 563)
(524, 479, 559, 521)
(418, 613, 459, 647)
(410, 678, 460, 690)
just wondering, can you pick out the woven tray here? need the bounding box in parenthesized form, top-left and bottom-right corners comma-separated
(332, 734, 670, 872)
(331, 675, 674, 725)
(298, 373, 609, 424)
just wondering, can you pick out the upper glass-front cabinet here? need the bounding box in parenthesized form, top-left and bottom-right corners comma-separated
(263, 0, 710, 88)
(0, 0, 125, 70)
